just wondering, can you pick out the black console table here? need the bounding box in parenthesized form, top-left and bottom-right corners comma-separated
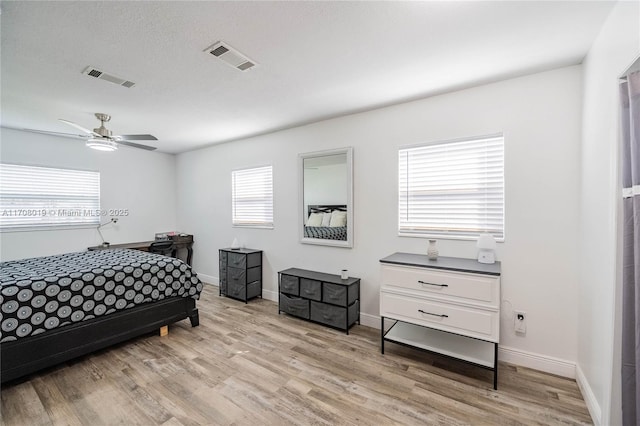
(278, 268, 360, 334)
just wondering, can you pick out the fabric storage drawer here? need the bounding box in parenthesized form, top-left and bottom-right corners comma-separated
(219, 250, 227, 262)
(280, 275, 299, 295)
(228, 252, 246, 269)
(247, 266, 261, 284)
(310, 301, 358, 329)
(381, 264, 499, 307)
(322, 283, 346, 305)
(300, 278, 321, 301)
(322, 282, 360, 306)
(247, 280, 261, 300)
(227, 280, 246, 299)
(246, 252, 261, 268)
(227, 267, 246, 286)
(280, 294, 310, 319)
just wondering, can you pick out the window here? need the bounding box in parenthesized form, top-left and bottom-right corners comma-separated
(232, 165, 273, 228)
(0, 163, 100, 230)
(398, 134, 504, 240)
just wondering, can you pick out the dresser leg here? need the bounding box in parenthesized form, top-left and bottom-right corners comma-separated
(493, 343, 498, 390)
(381, 317, 385, 354)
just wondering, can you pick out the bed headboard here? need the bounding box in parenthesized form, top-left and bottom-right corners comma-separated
(307, 205, 347, 217)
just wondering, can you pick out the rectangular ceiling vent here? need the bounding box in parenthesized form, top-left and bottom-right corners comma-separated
(82, 66, 136, 88)
(204, 41, 256, 72)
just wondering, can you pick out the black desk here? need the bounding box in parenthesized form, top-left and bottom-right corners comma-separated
(88, 235, 194, 266)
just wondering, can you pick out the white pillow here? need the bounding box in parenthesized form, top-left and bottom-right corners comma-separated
(307, 212, 323, 226)
(329, 210, 347, 227)
(321, 212, 332, 227)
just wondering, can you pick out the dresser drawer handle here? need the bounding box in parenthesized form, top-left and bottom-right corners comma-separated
(418, 309, 448, 318)
(418, 280, 448, 288)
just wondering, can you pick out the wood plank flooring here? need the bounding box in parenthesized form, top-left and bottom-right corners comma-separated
(1, 285, 593, 425)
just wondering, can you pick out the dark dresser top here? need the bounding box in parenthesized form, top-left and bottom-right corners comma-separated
(279, 268, 360, 286)
(380, 252, 501, 276)
(220, 248, 262, 254)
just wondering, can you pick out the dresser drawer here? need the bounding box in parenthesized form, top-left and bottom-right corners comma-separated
(227, 267, 246, 286)
(280, 294, 309, 319)
(310, 301, 358, 330)
(227, 280, 246, 299)
(280, 274, 299, 295)
(381, 264, 499, 307)
(246, 280, 261, 300)
(380, 291, 498, 342)
(247, 266, 261, 284)
(300, 278, 321, 301)
(228, 252, 246, 268)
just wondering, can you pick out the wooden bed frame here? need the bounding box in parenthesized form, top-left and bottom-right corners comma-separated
(1, 297, 199, 384)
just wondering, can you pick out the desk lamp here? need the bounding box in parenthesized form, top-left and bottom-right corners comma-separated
(97, 218, 118, 247)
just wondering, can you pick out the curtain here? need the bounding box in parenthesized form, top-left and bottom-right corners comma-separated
(622, 70, 640, 426)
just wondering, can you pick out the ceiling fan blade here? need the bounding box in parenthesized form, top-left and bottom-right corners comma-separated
(115, 140, 157, 151)
(115, 134, 158, 141)
(59, 119, 99, 136)
(6, 127, 87, 139)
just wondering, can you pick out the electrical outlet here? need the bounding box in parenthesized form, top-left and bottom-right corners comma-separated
(514, 311, 526, 334)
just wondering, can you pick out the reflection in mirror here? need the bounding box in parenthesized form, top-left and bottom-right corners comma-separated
(299, 147, 353, 248)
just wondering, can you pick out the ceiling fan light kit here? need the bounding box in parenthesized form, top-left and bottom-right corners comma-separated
(86, 138, 118, 152)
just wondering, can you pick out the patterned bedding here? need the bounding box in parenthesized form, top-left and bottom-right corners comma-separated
(304, 226, 347, 241)
(0, 249, 202, 342)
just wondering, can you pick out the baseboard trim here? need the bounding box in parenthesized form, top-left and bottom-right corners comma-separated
(197, 273, 217, 285)
(360, 312, 381, 329)
(498, 346, 576, 379)
(263, 289, 278, 302)
(576, 364, 601, 425)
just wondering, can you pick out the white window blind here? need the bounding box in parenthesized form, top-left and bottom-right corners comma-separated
(0, 163, 100, 230)
(232, 165, 273, 228)
(398, 135, 504, 240)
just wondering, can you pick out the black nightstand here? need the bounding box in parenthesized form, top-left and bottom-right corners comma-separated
(219, 248, 263, 303)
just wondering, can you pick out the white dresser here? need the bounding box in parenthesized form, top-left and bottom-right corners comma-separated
(380, 253, 501, 389)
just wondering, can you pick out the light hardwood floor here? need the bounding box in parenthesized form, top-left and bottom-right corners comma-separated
(1, 285, 592, 425)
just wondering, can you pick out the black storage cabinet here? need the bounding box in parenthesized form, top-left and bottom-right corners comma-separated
(219, 248, 263, 303)
(278, 268, 360, 334)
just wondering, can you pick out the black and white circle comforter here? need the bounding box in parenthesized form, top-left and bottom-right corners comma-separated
(0, 249, 203, 342)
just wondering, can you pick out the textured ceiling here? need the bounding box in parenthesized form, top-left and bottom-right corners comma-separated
(1, 1, 614, 153)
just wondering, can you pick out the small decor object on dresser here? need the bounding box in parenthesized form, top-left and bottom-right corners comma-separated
(219, 248, 263, 303)
(427, 239, 439, 260)
(278, 268, 360, 334)
(380, 252, 501, 389)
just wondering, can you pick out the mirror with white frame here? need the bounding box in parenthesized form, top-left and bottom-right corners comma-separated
(299, 147, 353, 248)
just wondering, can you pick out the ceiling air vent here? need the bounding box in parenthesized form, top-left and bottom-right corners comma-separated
(82, 66, 136, 88)
(204, 41, 257, 72)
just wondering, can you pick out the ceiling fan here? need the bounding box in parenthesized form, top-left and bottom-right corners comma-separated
(21, 113, 158, 151)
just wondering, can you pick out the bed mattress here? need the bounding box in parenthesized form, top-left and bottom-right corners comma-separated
(0, 249, 202, 342)
(304, 226, 347, 241)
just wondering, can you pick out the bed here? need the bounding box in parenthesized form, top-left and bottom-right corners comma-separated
(304, 205, 348, 241)
(0, 249, 202, 383)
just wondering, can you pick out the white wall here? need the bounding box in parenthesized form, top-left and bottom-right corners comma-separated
(0, 128, 177, 261)
(304, 163, 347, 216)
(578, 1, 640, 425)
(177, 65, 583, 374)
